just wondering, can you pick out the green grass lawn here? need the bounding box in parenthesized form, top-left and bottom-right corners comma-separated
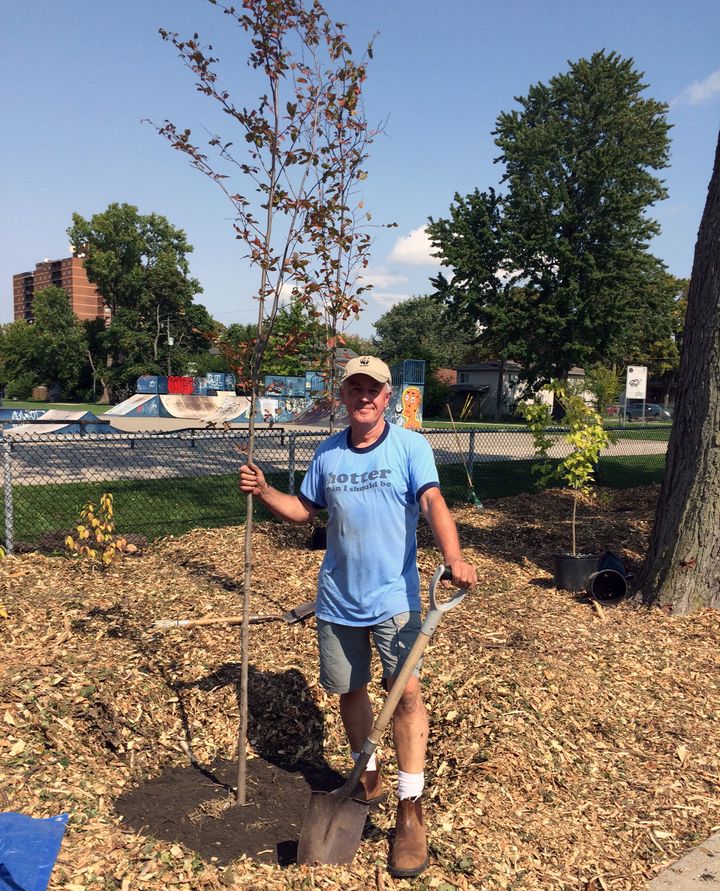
(7, 474, 277, 548)
(2, 400, 112, 414)
(605, 424, 672, 442)
(424, 419, 525, 430)
(3, 453, 666, 550)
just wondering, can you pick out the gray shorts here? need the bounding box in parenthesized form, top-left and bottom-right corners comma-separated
(317, 611, 422, 694)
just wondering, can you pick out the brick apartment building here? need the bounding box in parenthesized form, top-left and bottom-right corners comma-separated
(13, 255, 109, 323)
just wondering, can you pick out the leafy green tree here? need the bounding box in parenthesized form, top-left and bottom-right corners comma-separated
(431, 51, 672, 390)
(372, 295, 475, 368)
(218, 304, 327, 381)
(30, 286, 88, 397)
(0, 320, 37, 394)
(494, 51, 670, 381)
(342, 333, 374, 356)
(613, 268, 687, 376)
(371, 295, 476, 418)
(583, 364, 621, 415)
(428, 188, 509, 353)
(67, 203, 205, 400)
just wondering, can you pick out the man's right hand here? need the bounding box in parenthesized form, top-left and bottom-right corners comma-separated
(239, 462, 269, 498)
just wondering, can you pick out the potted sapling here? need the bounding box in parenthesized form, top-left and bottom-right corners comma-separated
(521, 382, 614, 591)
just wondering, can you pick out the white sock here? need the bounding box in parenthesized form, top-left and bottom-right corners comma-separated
(351, 751, 377, 771)
(397, 770, 424, 800)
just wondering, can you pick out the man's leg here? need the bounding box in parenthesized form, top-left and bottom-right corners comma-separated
(370, 609, 431, 880)
(339, 685, 373, 752)
(386, 674, 430, 877)
(339, 685, 383, 803)
(316, 618, 381, 804)
(387, 674, 428, 773)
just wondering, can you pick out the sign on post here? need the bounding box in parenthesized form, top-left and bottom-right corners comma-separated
(625, 366, 647, 400)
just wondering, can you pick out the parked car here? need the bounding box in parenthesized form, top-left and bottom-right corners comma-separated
(622, 403, 671, 421)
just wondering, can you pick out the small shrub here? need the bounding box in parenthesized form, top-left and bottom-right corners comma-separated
(65, 493, 137, 568)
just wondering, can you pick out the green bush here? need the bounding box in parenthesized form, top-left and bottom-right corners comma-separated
(5, 373, 37, 400)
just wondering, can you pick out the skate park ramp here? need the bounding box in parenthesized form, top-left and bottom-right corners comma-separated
(204, 396, 252, 425)
(6, 410, 120, 435)
(106, 394, 161, 417)
(289, 397, 349, 427)
(158, 395, 227, 420)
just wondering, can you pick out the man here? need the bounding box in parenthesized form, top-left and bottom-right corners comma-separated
(239, 356, 476, 877)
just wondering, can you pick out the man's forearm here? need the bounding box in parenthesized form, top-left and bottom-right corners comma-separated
(423, 496, 463, 563)
(254, 485, 315, 525)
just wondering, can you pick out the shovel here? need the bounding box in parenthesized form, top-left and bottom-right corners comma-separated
(152, 599, 316, 630)
(296, 565, 468, 866)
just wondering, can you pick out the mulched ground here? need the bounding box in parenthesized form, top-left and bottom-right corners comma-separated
(3, 484, 720, 890)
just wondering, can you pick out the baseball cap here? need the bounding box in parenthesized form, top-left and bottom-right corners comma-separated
(342, 355, 392, 385)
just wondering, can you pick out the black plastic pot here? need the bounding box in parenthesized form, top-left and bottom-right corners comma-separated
(586, 569, 627, 600)
(552, 553, 599, 592)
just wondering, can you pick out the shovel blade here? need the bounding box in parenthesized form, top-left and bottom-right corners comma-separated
(296, 789, 369, 865)
(282, 600, 316, 624)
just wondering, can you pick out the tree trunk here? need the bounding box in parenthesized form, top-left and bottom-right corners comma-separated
(494, 359, 504, 421)
(100, 354, 113, 405)
(635, 131, 720, 614)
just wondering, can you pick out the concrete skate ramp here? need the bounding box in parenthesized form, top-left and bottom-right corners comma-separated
(204, 397, 252, 425)
(7, 410, 118, 435)
(158, 395, 226, 419)
(106, 394, 160, 417)
(289, 397, 348, 427)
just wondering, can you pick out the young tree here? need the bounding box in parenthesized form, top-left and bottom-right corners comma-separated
(67, 203, 204, 400)
(636, 131, 720, 614)
(156, 0, 376, 802)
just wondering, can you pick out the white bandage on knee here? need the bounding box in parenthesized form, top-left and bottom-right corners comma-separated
(352, 751, 377, 771)
(397, 770, 424, 800)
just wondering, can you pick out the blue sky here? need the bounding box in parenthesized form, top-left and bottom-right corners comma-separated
(3, 0, 719, 338)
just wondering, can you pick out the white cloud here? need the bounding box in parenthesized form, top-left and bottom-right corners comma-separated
(370, 291, 413, 309)
(673, 68, 720, 106)
(388, 226, 441, 266)
(360, 266, 408, 289)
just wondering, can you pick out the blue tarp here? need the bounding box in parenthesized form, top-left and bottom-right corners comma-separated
(0, 812, 68, 891)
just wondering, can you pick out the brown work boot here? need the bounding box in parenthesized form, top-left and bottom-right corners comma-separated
(388, 796, 429, 878)
(352, 762, 385, 806)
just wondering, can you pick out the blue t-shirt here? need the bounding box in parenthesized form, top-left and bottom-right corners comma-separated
(300, 421, 440, 626)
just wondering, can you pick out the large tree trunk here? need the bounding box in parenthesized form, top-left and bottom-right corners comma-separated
(636, 131, 720, 614)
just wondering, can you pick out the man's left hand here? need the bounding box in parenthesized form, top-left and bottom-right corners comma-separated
(443, 558, 477, 589)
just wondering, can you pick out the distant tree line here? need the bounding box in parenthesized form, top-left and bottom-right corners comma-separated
(0, 203, 371, 404)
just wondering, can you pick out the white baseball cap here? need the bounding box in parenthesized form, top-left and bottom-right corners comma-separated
(342, 355, 392, 384)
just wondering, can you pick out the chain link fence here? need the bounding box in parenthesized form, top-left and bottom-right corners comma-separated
(0, 422, 669, 553)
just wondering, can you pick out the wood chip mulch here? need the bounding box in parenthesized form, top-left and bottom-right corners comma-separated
(3, 484, 720, 890)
